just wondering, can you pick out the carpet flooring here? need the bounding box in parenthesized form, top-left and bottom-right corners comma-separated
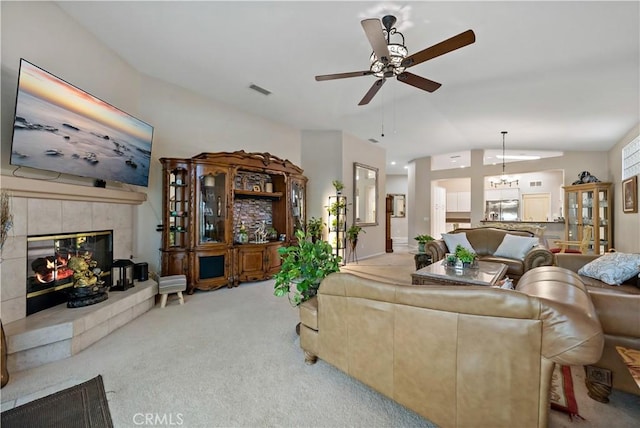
(1, 246, 638, 427)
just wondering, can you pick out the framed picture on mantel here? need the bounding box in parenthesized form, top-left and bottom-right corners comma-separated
(622, 176, 637, 213)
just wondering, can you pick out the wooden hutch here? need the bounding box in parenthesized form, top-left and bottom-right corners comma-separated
(160, 151, 307, 293)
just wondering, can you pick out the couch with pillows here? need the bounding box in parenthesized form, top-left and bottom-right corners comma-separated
(299, 268, 603, 428)
(422, 227, 554, 281)
(554, 252, 640, 400)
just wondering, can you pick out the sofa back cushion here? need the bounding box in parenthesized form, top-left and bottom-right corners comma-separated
(450, 227, 533, 256)
(493, 234, 540, 260)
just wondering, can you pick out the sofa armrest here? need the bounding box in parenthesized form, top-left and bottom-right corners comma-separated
(523, 246, 554, 272)
(423, 240, 447, 262)
(517, 266, 604, 365)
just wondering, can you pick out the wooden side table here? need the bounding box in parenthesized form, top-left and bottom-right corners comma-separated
(616, 346, 640, 390)
(409, 252, 432, 270)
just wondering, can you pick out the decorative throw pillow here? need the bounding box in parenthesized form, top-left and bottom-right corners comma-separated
(493, 234, 539, 261)
(578, 252, 640, 285)
(442, 233, 475, 253)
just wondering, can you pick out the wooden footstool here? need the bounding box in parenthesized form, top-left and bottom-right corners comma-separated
(158, 275, 187, 308)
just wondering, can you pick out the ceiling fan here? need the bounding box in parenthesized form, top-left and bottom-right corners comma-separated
(315, 15, 476, 105)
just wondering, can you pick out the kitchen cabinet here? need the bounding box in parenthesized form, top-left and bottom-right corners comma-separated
(446, 191, 471, 212)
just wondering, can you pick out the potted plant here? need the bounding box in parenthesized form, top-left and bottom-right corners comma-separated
(306, 217, 324, 242)
(455, 244, 477, 267)
(273, 229, 342, 307)
(414, 234, 434, 252)
(347, 225, 364, 243)
(328, 199, 347, 216)
(445, 253, 458, 267)
(332, 180, 344, 194)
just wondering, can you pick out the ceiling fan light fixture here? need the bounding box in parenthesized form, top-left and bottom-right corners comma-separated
(370, 43, 408, 77)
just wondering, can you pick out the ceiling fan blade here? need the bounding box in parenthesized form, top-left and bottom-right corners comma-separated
(315, 71, 373, 81)
(397, 72, 442, 92)
(401, 29, 476, 68)
(358, 79, 385, 106)
(361, 18, 390, 63)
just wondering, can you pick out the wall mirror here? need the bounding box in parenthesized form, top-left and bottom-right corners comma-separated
(353, 162, 378, 226)
(389, 194, 406, 217)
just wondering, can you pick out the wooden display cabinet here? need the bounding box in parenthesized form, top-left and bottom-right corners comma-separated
(160, 151, 306, 293)
(563, 182, 613, 254)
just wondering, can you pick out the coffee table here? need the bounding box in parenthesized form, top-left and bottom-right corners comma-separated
(411, 260, 508, 286)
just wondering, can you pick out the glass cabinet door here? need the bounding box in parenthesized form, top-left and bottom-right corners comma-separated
(168, 167, 189, 248)
(566, 189, 579, 241)
(198, 169, 227, 244)
(291, 178, 305, 234)
(597, 188, 610, 253)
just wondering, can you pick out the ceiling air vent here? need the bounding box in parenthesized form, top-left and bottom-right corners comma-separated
(368, 138, 379, 143)
(249, 84, 271, 96)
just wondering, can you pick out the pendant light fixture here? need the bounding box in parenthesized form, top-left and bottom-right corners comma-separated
(490, 131, 519, 188)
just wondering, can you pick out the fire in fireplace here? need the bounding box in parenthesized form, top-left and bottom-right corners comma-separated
(26, 230, 113, 315)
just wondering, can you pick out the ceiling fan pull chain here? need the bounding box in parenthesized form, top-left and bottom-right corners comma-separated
(381, 88, 385, 137)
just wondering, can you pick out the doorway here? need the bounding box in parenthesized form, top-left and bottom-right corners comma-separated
(522, 193, 551, 221)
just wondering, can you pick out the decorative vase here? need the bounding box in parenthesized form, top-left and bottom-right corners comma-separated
(418, 242, 426, 252)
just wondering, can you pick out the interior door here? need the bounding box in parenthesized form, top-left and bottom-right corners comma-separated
(522, 193, 551, 221)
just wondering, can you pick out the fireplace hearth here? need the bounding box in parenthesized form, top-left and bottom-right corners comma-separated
(26, 230, 113, 315)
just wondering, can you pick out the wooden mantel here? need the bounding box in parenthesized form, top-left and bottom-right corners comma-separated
(1, 175, 147, 205)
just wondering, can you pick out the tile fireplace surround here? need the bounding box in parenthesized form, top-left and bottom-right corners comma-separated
(1, 176, 155, 372)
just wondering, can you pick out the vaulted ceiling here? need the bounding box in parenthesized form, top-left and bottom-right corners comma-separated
(57, 1, 640, 174)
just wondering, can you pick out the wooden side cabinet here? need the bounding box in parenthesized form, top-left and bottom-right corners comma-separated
(160, 151, 306, 293)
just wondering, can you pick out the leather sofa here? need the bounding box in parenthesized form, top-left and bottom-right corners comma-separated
(423, 227, 554, 281)
(299, 267, 603, 428)
(554, 253, 640, 399)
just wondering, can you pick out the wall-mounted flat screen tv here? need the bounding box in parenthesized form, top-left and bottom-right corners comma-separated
(10, 59, 154, 187)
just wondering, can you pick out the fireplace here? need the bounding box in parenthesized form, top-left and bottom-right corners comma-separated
(26, 230, 113, 316)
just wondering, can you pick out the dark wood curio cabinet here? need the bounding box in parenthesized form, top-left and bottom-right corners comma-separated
(160, 151, 307, 293)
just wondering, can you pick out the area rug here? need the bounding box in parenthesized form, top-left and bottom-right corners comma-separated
(1, 375, 113, 428)
(550, 364, 583, 420)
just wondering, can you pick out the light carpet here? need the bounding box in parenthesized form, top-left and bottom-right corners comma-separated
(1, 248, 639, 427)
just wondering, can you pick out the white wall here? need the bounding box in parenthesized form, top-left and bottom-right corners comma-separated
(342, 132, 386, 259)
(301, 131, 386, 259)
(608, 124, 640, 253)
(301, 130, 343, 224)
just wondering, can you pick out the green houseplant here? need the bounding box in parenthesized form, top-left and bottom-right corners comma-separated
(332, 180, 344, 194)
(414, 234, 434, 252)
(306, 217, 324, 242)
(273, 229, 342, 306)
(328, 199, 347, 216)
(347, 224, 365, 243)
(455, 244, 477, 266)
